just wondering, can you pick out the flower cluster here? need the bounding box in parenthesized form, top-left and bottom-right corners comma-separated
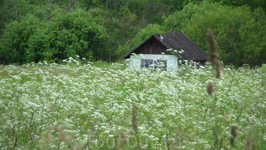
(0, 62, 265, 149)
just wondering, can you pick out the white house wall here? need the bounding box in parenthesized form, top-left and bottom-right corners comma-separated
(129, 54, 178, 72)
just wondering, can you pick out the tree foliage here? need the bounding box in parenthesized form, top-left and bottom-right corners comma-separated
(168, 2, 266, 66)
(163, 1, 221, 32)
(0, 8, 107, 64)
(0, 0, 265, 66)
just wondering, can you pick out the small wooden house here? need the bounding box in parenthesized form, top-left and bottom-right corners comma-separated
(121, 32, 207, 71)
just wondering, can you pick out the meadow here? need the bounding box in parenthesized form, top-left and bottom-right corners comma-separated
(0, 57, 265, 150)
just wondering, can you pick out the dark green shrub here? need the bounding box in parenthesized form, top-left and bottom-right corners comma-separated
(0, 7, 107, 64)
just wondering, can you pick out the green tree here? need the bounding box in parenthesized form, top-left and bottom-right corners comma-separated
(163, 1, 221, 32)
(0, 0, 32, 34)
(238, 8, 266, 66)
(171, 3, 266, 66)
(178, 0, 266, 10)
(210, 0, 266, 10)
(0, 14, 42, 64)
(0, 7, 108, 64)
(87, 6, 139, 61)
(49, 8, 108, 61)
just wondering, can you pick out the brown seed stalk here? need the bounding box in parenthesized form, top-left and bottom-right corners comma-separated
(231, 126, 237, 138)
(120, 132, 128, 144)
(206, 82, 214, 96)
(131, 103, 138, 133)
(207, 28, 222, 78)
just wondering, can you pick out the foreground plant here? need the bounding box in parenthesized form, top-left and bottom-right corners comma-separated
(0, 57, 265, 149)
(205, 29, 265, 150)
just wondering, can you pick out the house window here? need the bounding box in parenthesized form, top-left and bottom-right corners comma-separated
(141, 59, 167, 71)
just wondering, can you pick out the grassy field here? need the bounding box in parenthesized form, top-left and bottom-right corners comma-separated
(0, 58, 265, 150)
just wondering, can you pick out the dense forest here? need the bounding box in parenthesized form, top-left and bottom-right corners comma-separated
(0, 0, 265, 66)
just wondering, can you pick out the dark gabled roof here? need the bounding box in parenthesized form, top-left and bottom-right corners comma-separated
(121, 32, 207, 61)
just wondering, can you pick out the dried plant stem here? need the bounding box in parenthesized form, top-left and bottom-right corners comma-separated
(131, 103, 138, 133)
(207, 28, 222, 79)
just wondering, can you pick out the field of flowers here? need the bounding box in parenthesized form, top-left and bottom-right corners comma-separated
(0, 58, 265, 150)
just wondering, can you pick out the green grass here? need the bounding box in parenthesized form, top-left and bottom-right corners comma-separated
(0, 59, 265, 150)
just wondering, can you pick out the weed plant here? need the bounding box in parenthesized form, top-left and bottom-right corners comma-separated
(0, 56, 265, 150)
(0, 39, 266, 149)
